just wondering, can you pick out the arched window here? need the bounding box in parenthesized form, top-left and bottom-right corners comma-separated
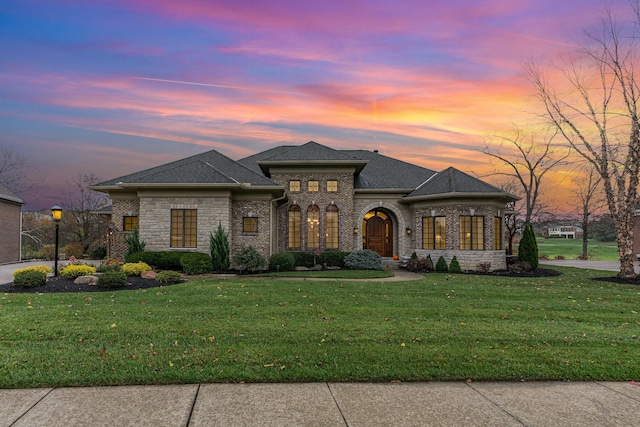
(326, 205, 339, 249)
(307, 205, 320, 249)
(288, 205, 301, 248)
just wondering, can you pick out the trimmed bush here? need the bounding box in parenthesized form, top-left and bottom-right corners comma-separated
(156, 270, 183, 284)
(435, 256, 448, 272)
(318, 251, 349, 267)
(97, 271, 127, 288)
(269, 252, 295, 271)
(518, 223, 539, 269)
(289, 252, 316, 268)
(13, 265, 52, 278)
(88, 246, 107, 260)
(122, 261, 152, 276)
(449, 256, 461, 273)
(126, 251, 183, 270)
(13, 270, 47, 287)
(233, 246, 266, 272)
(406, 257, 433, 273)
(344, 250, 383, 270)
(180, 252, 212, 275)
(210, 223, 230, 272)
(60, 264, 96, 280)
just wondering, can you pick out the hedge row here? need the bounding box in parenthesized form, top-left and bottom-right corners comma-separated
(125, 251, 212, 274)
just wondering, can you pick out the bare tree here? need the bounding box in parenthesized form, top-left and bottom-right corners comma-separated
(527, 2, 640, 278)
(62, 173, 109, 254)
(571, 165, 605, 259)
(0, 147, 41, 200)
(482, 124, 569, 225)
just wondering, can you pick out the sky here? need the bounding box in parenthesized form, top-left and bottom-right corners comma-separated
(0, 0, 623, 210)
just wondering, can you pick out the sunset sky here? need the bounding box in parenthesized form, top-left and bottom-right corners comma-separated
(1, 0, 622, 210)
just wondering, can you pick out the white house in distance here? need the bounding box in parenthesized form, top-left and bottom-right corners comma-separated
(91, 141, 518, 271)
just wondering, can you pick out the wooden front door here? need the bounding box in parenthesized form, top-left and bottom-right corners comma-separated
(364, 211, 393, 257)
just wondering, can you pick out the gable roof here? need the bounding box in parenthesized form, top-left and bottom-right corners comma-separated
(343, 150, 436, 190)
(93, 150, 279, 189)
(0, 182, 24, 204)
(403, 167, 518, 202)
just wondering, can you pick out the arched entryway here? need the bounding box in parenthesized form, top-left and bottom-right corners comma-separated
(362, 209, 393, 257)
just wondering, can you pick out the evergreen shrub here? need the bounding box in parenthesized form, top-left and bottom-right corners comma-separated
(156, 270, 183, 284)
(60, 264, 96, 280)
(210, 223, 230, 271)
(269, 252, 295, 271)
(233, 246, 266, 272)
(180, 252, 212, 275)
(449, 256, 461, 273)
(318, 251, 349, 267)
(13, 270, 47, 287)
(122, 262, 152, 276)
(344, 250, 383, 270)
(98, 271, 127, 288)
(435, 256, 448, 272)
(518, 223, 539, 269)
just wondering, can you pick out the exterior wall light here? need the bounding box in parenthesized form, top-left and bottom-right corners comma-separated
(353, 226, 359, 234)
(406, 227, 412, 235)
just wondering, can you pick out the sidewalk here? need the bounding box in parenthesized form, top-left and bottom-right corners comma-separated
(3, 381, 639, 426)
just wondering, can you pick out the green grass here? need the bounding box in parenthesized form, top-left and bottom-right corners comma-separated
(536, 238, 619, 261)
(252, 270, 394, 279)
(1, 267, 638, 388)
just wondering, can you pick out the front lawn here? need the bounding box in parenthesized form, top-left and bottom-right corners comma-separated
(252, 270, 394, 279)
(1, 266, 638, 388)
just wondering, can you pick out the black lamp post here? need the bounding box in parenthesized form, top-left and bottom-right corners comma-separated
(51, 205, 62, 276)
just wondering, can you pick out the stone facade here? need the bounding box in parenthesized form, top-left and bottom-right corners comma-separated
(231, 196, 272, 259)
(0, 199, 22, 263)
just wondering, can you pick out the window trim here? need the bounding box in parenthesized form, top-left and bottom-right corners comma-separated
(289, 180, 301, 192)
(308, 180, 319, 192)
(494, 216, 503, 250)
(307, 204, 320, 249)
(327, 180, 338, 192)
(326, 205, 339, 249)
(170, 209, 197, 248)
(459, 215, 484, 250)
(422, 216, 446, 249)
(288, 205, 301, 248)
(243, 217, 258, 233)
(123, 215, 139, 232)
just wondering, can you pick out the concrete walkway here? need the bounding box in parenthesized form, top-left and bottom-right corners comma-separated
(2, 381, 640, 426)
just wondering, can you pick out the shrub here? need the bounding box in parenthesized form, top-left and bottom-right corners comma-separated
(156, 270, 183, 284)
(41, 244, 56, 260)
(96, 258, 122, 272)
(449, 256, 461, 273)
(344, 250, 383, 270)
(554, 255, 566, 260)
(435, 256, 448, 272)
(269, 252, 295, 271)
(13, 270, 47, 287)
(13, 265, 52, 278)
(508, 261, 532, 273)
(289, 252, 316, 268)
(233, 246, 267, 272)
(122, 261, 152, 276)
(318, 251, 349, 267)
(126, 251, 182, 270)
(180, 252, 212, 275)
(411, 251, 418, 260)
(476, 262, 492, 273)
(210, 223, 230, 272)
(518, 223, 539, 269)
(88, 245, 107, 260)
(60, 264, 96, 280)
(64, 243, 84, 259)
(124, 227, 145, 258)
(97, 271, 127, 288)
(406, 257, 433, 273)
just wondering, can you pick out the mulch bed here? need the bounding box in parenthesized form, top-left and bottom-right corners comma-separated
(0, 276, 181, 294)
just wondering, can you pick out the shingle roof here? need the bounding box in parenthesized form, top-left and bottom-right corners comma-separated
(260, 141, 363, 162)
(342, 150, 436, 190)
(95, 150, 277, 187)
(405, 167, 517, 200)
(0, 182, 24, 204)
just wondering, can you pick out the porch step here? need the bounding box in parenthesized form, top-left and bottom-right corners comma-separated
(382, 258, 401, 270)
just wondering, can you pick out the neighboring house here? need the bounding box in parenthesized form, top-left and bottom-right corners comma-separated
(546, 225, 584, 239)
(91, 141, 518, 271)
(0, 182, 24, 264)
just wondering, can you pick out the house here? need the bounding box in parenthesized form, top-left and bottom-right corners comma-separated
(91, 141, 518, 271)
(545, 225, 584, 239)
(0, 182, 24, 264)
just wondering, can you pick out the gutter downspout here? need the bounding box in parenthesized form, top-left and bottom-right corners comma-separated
(270, 193, 287, 257)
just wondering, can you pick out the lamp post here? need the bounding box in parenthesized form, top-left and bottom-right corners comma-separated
(51, 206, 62, 276)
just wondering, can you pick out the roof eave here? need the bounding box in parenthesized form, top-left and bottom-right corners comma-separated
(400, 192, 520, 204)
(0, 195, 24, 205)
(355, 188, 416, 194)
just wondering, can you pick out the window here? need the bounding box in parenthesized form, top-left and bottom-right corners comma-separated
(307, 205, 320, 248)
(289, 180, 300, 192)
(327, 180, 338, 192)
(308, 180, 319, 192)
(171, 209, 197, 248)
(123, 216, 138, 231)
(326, 205, 339, 249)
(459, 216, 484, 250)
(494, 217, 503, 250)
(243, 217, 258, 233)
(288, 205, 301, 248)
(423, 216, 446, 249)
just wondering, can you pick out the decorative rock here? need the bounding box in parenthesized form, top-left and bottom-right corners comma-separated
(326, 266, 341, 270)
(294, 266, 309, 271)
(141, 270, 157, 279)
(310, 264, 323, 271)
(74, 275, 98, 285)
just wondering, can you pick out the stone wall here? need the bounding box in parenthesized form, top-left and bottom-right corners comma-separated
(270, 170, 355, 253)
(0, 200, 22, 263)
(353, 195, 414, 256)
(231, 197, 272, 262)
(108, 196, 140, 260)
